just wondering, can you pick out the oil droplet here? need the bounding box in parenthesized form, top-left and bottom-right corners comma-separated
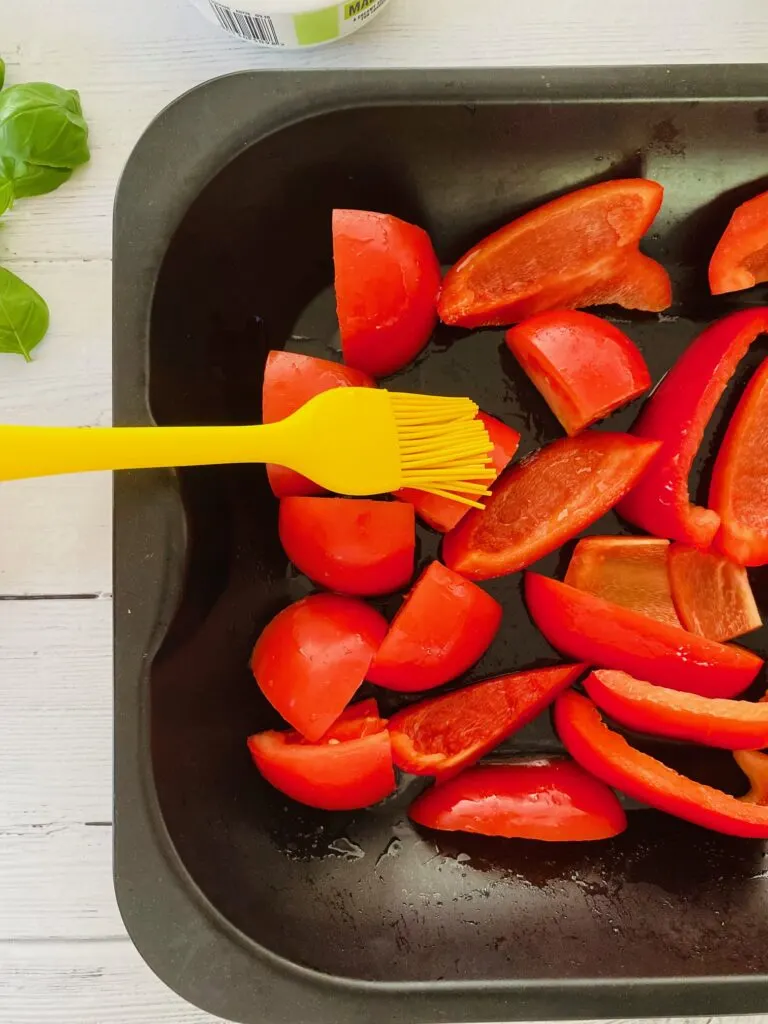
(456, 852, 471, 864)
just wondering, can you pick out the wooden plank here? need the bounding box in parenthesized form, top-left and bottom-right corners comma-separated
(0, 940, 227, 1023)
(0, 599, 112, 825)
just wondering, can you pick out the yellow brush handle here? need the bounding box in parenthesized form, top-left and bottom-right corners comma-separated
(0, 423, 291, 481)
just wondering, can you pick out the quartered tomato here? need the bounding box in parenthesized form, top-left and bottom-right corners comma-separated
(250, 593, 388, 741)
(367, 561, 502, 692)
(333, 209, 442, 377)
(279, 497, 415, 596)
(248, 703, 395, 811)
(438, 179, 670, 328)
(262, 350, 375, 498)
(409, 759, 627, 841)
(395, 412, 520, 533)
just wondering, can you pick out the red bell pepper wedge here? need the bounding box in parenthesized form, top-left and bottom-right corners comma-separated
(667, 543, 762, 642)
(395, 412, 520, 533)
(709, 190, 768, 295)
(333, 209, 442, 377)
(709, 356, 768, 566)
(584, 669, 768, 751)
(735, 749, 768, 804)
(565, 536, 681, 628)
(248, 706, 395, 811)
(409, 758, 627, 841)
(555, 690, 768, 837)
(388, 663, 585, 779)
(525, 574, 763, 699)
(437, 179, 671, 328)
(505, 310, 651, 436)
(367, 561, 502, 692)
(617, 308, 768, 548)
(442, 432, 660, 581)
(262, 350, 376, 498)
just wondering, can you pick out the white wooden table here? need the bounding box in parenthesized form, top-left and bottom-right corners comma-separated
(5, 0, 768, 1020)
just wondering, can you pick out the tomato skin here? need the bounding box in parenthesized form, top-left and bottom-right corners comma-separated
(279, 497, 415, 596)
(388, 664, 585, 779)
(262, 350, 376, 498)
(250, 594, 388, 741)
(438, 179, 670, 328)
(333, 209, 442, 377)
(505, 310, 650, 436)
(525, 573, 763, 699)
(565, 536, 681, 628)
(667, 544, 761, 643)
(367, 561, 502, 692)
(618, 308, 768, 548)
(555, 690, 768, 838)
(584, 669, 768, 751)
(442, 432, 660, 581)
(709, 190, 768, 295)
(248, 724, 395, 811)
(395, 413, 520, 533)
(709, 357, 768, 566)
(409, 759, 626, 841)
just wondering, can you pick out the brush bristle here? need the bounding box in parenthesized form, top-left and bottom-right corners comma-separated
(389, 392, 495, 509)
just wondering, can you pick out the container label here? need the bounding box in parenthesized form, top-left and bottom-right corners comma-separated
(203, 0, 390, 47)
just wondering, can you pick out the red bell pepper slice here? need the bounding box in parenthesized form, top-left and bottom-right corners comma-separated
(388, 663, 585, 779)
(505, 310, 651, 436)
(395, 412, 520, 533)
(442, 432, 660, 581)
(709, 356, 768, 566)
(333, 209, 442, 377)
(735, 749, 768, 804)
(525, 574, 763, 699)
(248, 707, 395, 811)
(367, 561, 502, 692)
(409, 758, 627, 841)
(584, 669, 768, 750)
(437, 179, 671, 328)
(709, 190, 768, 295)
(250, 593, 388, 741)
(555, 690, 768, 837)
(278, 497, 416, 596)
(667, 543, 762, 642)
(262, 350, 376, 498)
(565, 536, 681, 628)
(617, 308, 768, 548)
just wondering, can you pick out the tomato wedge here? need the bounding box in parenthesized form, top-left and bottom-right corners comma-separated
(279, 497, 415, 596)
(564, 536, 681, 628)
(667, 544, 761, 643)
(409, 759, 626, 841)
(333, 209, 442, 377)
(618, 308, 768, 548)
(248, 708, 395, 811)
(505, 310, 651, 436)
(262, 350, 376, 498)
(250, 593, 388, 741)
(709, 190, 768, 295)
(388, 664, 584, 778)
(710, 356, 768, 566)
(442, 432, 660, 581)
(555, 690, 768, 838)
(395, 412, 520, 533)
(367, 561, 502, 692)
(525, 573, 763, 699)
(584, 669, 768, 751)
(437, 179, 670, 328)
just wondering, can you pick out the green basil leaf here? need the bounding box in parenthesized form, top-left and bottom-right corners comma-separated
(0, 82, 90, 171)
(0, 266, 49, 362)
(0, 176, 12, 216)
(0, 155, 71, 198)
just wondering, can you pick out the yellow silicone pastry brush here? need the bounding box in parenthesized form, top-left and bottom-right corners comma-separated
(0, 389, 495, 508)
